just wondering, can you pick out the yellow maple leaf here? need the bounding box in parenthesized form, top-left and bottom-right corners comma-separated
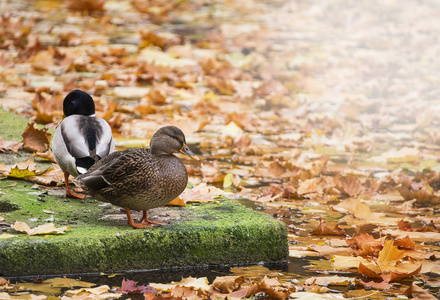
(377, 239, 405, 272)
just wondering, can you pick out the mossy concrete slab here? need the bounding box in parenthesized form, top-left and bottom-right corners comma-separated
(0, 179, 288, 277)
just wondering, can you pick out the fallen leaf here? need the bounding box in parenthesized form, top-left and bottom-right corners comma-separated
(404, 284, 438, 300)
(21, 122, 51, 153)
(357, 279, 392, 291)
(0, 137, 23, 153)
(11, 221, 70, 236)
(179, 182, 227, 203)
(346, 233, 382, 256)
(167, 196, 186, 206)
(212, 276, 244, 293)
(259, 276, 293, 300)
(311, 220, 346, 236)
(377, 239, 406, 272)
(305, 276, 355, 286)
(63, 285, 120, 299)
(116, 279, 155, 294)
(67, 0, 105, 11)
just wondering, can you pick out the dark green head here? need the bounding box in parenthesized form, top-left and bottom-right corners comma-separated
(150, 126, 200, 161)
(63, 90, 96, 117)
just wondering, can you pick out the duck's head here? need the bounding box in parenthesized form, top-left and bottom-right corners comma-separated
(63, 90, 96, 117)
(150, 126, 200, 161)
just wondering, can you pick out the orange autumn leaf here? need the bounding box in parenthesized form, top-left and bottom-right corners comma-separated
(358, 262, 382, 280)
(394, 235, 416, 249)
(167, 197, 186, 206)
(297, 177, 325, 196)
(258, 276, 293, 300)
(0, 137, 23, 153)
(101, 101, 118, 121)
(381, 264, 422, 283)
(357, 279, 392, 291)
(404, 283, 437, 299)
(335, 174, 363, 196)
(21, 122, 51, 153)
(346, 233, 382, 256)
(311, 220, 346, 236)
(32, 92, 63, 124)
(34, 149, 56, 162)
(211, 276, 244, 293)
(67, 0, 105, 11)
(146, 90, 167, 106)
(205, 76, 235, 95)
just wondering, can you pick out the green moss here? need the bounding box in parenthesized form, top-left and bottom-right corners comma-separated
(0, 179, 288, 276)
(0, 108, 31, 142)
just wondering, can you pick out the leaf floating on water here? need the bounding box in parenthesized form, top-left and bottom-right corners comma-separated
(311, 220, 346, 236)
(212, 276, 244, 293)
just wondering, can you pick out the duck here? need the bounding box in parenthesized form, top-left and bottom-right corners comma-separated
(73, 126, 200, 229)
(52, 90, 115, 199)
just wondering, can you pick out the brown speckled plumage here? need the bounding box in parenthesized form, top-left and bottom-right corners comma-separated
(74, 126, 200, 228)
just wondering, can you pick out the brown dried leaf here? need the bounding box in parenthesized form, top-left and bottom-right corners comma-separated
(0, 137, 23, 153)
(21, 122, 51, 153)
(357, 279, 392, 291)
(171, 286, 203, 300)
(311, 220, 346, 236)
(146, 90, 167, 106)
(404, 284, 438, 299)
(268, 161, 287, 177)
(133, 104, 157, 115)
(179, 183, 225, 203)
(336, 174, 363, 196)
(297, 177, 325, 195)
(258, 276, 292, 300)
(394, 235, 416, 249)
(34, 149, 56, 162)
(358, 262, 382, 280)
(12, 221, 70, 235)
(206, 76, 235, 95)
(346, 233, 382, 256)
(397, 186, 440, 204)
(212, 276, 244, 293)
(67, 0, 105, 11)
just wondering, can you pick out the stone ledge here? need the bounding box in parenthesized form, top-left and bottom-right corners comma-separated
(0, 179, 288, 277)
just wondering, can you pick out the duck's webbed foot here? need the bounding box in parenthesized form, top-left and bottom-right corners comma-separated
(64, 172, 85, 199)
(140, 210, 167, 226)
(125, 208, 154, 229)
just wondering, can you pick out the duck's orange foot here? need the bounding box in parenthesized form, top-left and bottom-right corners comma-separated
(64, 171, 86, 199)
(140, 210, 167, 226)
(124, 207, 166, 228)
(66, 190, 86, 199)
(129, 222, 154, 229)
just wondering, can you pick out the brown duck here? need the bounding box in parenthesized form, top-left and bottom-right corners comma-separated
(74, 126, 200, 228)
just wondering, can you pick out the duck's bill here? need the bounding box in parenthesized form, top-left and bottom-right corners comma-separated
(180, 144, 200, 161)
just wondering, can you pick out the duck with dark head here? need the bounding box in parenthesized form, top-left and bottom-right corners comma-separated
(52, 90, 115, 199)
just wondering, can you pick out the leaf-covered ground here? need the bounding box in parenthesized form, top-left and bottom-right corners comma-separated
(1, 0, 440, 299)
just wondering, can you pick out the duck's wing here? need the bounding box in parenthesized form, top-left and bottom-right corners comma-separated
(94, 118, 115, 158)
(74, 148, 148, 192)
(60, 116, 114, 159)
